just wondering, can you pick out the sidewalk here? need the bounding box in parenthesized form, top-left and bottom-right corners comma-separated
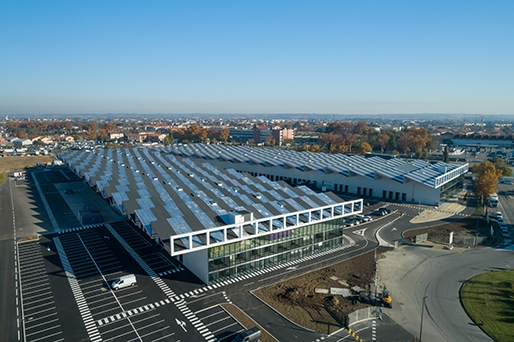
(409, 191, 469, 224)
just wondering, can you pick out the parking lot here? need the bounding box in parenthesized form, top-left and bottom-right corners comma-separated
(18, 241, 65, 342)
(191, 303, 245, 342)
(54, 226, 178, 342)
(109, 221, 184, 277)
(38, 182, 81, 228)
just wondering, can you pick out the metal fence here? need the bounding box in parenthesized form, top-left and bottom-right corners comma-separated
(452, 236, 485, 245)
(347, 306, 382, 325)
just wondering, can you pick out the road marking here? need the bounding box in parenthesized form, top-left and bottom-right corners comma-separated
(106, 223, 215, 340)
(53, 237, 102, 342)
(176, 318, 187, 332)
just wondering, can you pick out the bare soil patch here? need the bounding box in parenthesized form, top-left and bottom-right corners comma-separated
(253, 247, 391, 334)
(404, 216, 492, 245)
(0, 155, 53, 172)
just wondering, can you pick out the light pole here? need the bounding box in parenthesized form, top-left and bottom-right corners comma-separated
(419, 295, 428, 342)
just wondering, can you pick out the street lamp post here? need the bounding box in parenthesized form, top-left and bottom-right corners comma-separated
(419, 295, 428, 342)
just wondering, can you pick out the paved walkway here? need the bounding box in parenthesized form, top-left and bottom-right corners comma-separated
(409, 192, 468, 224)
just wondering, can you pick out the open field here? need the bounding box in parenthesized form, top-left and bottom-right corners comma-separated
(0, 155, 53, 172)
(461, 270, 514, 342)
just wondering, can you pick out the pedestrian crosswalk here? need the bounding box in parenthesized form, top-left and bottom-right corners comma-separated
(97, 298, 173, 326)
(105, 223, 217, 342)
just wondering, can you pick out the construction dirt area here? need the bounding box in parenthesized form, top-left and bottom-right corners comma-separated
(252, 215, 489, 334)
(253, 247, 391, 335)
(405, 216, 492, 245)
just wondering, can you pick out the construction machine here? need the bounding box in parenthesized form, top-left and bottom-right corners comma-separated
(381, 286, 392, 308)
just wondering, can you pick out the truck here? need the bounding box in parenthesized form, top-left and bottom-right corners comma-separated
(489, 193, 499, 208)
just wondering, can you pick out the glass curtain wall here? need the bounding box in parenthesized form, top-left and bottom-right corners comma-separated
(208, 218, 345, 283)
(439, 176, 464, 203)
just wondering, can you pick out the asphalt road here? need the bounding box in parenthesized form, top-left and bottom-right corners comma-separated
(375, 192, 513, 342)
(0, 179, 21, 342)
(6, 163, 512, 342)
(385, 246, 512, 342)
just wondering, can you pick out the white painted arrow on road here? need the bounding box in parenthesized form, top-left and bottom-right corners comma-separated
(176, 318, 187, 332)
(353, 228, 367, 236)
(391, 227, 397, 231)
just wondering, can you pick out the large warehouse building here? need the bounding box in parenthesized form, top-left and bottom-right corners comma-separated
(59, 148, 361, 284)
(167, 144, 469, 206)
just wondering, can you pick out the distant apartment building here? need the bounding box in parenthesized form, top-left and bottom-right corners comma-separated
(126, 133, 147, 143)
(229, 127, 294, 146)
(109, 132, 125, 140)
(452, 133, 514, 148)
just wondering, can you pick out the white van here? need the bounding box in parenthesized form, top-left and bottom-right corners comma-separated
(111, 274, 136, 290)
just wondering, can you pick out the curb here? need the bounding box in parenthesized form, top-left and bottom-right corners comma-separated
(346, 327, 364, 342)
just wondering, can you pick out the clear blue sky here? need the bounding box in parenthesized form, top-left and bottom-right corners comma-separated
(1, 1, 513, 115)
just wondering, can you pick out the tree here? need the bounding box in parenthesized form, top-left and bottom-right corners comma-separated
(490, 157, 512, 177)
(219, 128, 229, 142)
(164, 131, 174, 146)
(376, 134, 390, 153)
(471, 161, 502, 200)
(64, 121, 73, 131)
(474, 171, 498, 200)
(104, 123, 115, 133)
(358, 141, 372, 154)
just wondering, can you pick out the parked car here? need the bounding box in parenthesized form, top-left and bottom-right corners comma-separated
(232, 327, 262, 342)
(343, 219, 354, 227)
(354, 214, 372, 222)
(111, 274, 137, 290)
(378, 207, 391, 214)
(369, 209, 385, 217)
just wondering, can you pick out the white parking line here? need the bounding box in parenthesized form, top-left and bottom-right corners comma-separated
(23, 285, 51, 296)
(25, 325, 61, 337)
(23, 291, 53, 301)
(25, 305, 57, 316)
(29, 331, 63, 342)
(25, 311, 58, 322)
(25, 318, 59, 330)
(129, 325, 169, 340)
(24, 296, 53, 305)
(211, 322, 239, 335)
(21, 278, 48, 287)
(199, 310, 224, 321)
(150, 332, 176, 342)
(204, 315, 233, 328)
(23, 301, 55, 312)
(53, 237, 102, 342)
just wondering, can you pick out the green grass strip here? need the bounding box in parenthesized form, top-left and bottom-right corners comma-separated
(461, 270, 514, 342)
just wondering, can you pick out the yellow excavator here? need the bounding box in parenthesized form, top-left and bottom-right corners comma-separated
(381, 286, 392, 308)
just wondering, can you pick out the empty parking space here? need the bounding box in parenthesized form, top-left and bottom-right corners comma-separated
(55, 228, 177, 342)
(110, 221, 183, 276)
(194, 305, 245, 342)
(18, 241, 64, 342)
(38, 183, 81, 228)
